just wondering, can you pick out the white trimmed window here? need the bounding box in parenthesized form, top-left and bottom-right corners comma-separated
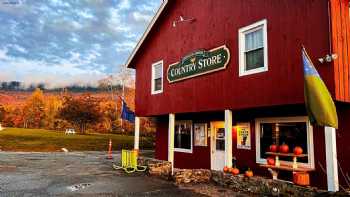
(255, 117, 315, 169)
(174, 120, 193, 153)
(239, 19, 268, 76)
(151, 60, 163, 94)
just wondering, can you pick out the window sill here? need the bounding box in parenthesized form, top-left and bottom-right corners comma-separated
(239, 66, 268, 77)
(174, 148, 193, 154)
(151, 90, 163, 95)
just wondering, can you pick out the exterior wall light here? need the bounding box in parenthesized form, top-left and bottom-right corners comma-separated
(172, 16, 195, 27)
(318, 54, 338, 64)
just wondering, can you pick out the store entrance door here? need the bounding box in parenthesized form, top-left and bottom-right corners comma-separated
(210, 122, 225, 171)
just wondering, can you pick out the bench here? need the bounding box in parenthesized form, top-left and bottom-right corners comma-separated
(259, 152, 314, 185)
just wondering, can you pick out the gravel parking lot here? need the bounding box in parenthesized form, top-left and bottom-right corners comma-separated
(0, 151, 205, 197)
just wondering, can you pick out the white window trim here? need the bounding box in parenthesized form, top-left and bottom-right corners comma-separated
(238, 19, 268, 77)
(255, 116, 315, 169)
(151, 60, 163, 95)
(174, 120, 193, 154)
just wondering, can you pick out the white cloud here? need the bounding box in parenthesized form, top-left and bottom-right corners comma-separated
(78, 9, 94, 19)
(0, 48, 9, 60)
(119, 0, 131, 10)
(0, 54, 106, 88)
(108, 8, 130, 33)
(132, 11, 152, 23)
(114, 41, 136, 52)
(8, 44, 28, 54)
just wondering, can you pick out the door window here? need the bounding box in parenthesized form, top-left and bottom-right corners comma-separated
(216, 128, 225, 151)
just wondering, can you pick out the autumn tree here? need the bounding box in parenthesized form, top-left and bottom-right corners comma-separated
(58, 94, 101, 134)
(44, 95, 62, 129)
(98, 100, 119, 132)
(0, 105, 5, 123)
(23, 88, 45, 128)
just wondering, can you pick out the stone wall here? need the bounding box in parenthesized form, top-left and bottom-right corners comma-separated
(211, 171, 350, 196)
(138, 158, 349, 196)
(138, 157, 172, 180)
(173, 169, 211, 184)
(211, 171, 320, 196)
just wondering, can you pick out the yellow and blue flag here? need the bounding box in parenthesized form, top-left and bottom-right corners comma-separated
(302, 47, 338, 128)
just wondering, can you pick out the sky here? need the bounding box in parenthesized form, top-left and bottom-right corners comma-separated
(0, 0, 161, 88)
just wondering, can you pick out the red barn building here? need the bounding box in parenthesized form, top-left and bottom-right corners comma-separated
(126, 0, 350, 191)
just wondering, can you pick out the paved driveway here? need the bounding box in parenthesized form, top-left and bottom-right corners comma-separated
(0, 151, 205, 197)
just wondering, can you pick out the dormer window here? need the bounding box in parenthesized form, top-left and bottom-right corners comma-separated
(239, 19, 268, 77)
(151, 60, 163, 94)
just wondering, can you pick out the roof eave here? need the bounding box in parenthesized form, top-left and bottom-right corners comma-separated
(125, 0, 169, 69)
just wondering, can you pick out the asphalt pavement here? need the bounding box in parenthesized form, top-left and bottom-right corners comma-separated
(0, 151, 206, 197)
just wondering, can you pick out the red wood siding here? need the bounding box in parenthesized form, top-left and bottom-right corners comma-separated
(133, 0, 333, 117)
(330, 0, 350, 102)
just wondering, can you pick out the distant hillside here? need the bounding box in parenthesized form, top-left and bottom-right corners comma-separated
(0, 81, 124, 93)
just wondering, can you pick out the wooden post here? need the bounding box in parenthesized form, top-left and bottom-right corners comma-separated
(225, 110, 233, 168)
(168, 113, 175, 174)
(325, 126, 339, 192)
(134, 117, 140, 150)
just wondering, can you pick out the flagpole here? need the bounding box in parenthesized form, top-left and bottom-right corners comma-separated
(121, 79, 125, 134)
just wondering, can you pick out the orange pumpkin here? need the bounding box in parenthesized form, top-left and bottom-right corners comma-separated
(223, 166, 229, 173)
(267, 157, 275, 165)
(293, 172, 310, 186)
(279, 143, 289, 153)
(293, 146, 303, 155)
(245, 169, 253, 177)
(269, 144, 278, 152)
(231, 167, 240, 175)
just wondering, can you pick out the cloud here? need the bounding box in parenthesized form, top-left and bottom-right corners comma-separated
(0, 48, 106, 88)
(119, 0, 131, 10)
(132, 11, 152, 23)
(0, 0, 162, 87)
(0, 48, 9, 60)
(8, 44, 27, 54)
(114, 41, 136, 52)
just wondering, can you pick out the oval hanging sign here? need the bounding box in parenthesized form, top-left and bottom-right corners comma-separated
(167, 45, 230, 83)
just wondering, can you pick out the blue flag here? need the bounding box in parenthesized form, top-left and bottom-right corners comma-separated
(121, 99, 135, 123)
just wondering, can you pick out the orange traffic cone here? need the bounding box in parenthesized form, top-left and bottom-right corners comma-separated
(107, 139, 113, 159)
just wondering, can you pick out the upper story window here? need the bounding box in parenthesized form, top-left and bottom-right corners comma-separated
(151, 60, 163, 94)
(239, 19, 268, 76)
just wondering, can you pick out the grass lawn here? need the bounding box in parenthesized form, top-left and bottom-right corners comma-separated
(0, 128, 154, 152)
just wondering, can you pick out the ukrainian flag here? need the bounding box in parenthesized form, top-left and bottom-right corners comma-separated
(303, 47, 338, 128)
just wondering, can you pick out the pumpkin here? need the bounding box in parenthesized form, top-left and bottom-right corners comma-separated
(267, 157, 275, 165)
(223, 166, 229, 173)
(231, 167, 240, 175)
(293, 172, 310, 186)
(279, 143, 289, 153)
(245, 169, 253, 177)
(293, 146, 303, 155)
(269, 144, 278, 152)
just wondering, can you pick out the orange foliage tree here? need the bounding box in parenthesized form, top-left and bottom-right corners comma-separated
(23, 88, 45, 128)
(44, 95, 62, 129)
(58, 94, 101, 134)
